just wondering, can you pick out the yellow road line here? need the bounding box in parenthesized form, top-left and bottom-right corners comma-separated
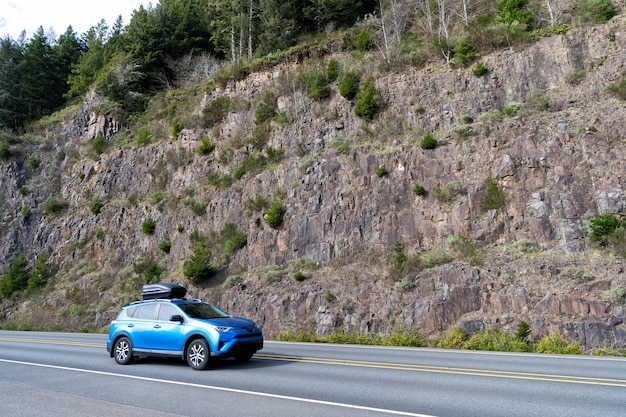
(255, 353, 626, 387)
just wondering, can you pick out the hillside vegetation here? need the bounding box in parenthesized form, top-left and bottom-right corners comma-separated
(1, 0, 626, 353)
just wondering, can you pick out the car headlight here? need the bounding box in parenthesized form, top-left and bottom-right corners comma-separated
(215, 326, 233, 332)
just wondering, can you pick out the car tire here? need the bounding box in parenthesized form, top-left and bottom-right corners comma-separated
(114, 336, 134, 365)
(233, 351, 254, 363)
(186, 339, 210, 370)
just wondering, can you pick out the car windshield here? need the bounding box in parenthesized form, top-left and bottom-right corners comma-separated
(179, 303, 230, 319)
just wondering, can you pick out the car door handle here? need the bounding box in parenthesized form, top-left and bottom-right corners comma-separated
(127, 324, 134, 328)
(154, 325, 161, 329)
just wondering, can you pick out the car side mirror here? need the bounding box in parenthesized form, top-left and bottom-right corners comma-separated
(170, 314, 184, 323)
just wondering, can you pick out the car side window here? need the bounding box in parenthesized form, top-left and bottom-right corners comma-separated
(135, 304, 158, 320)
(125, 306, 138, 318)
(157, 304, 179, 321)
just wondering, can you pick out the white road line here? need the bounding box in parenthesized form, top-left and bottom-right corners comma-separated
(0, 358, 436, 417)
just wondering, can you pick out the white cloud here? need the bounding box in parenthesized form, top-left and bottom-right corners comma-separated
(0, 0, 148, 40)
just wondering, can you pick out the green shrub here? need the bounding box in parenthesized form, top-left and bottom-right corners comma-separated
(525, 89, 550, 112)
(605, 78, 626, 101)
(452, 125, 476, 139)
(338, 71, 359, 100)
(481, 177, 506, 210)
(261, 266, 284, 283)
(382, 330, 427, 347)
(133, 258, 165, 284)
(354, 79, 383, 121)
(472, 63, 489, 76)
(464, 328, 532, 352)
(184, 245, 215, 284)
(496, 0, 533, 27)
(27, 156, 40, 169)
(27, 253, 50, 294)
(559, 266, 594, 282)
(393, 276, 415, 292)
(19, 186, 29, 195)
(433, 181, 465, 203)
(453, 39, 477, 66)
(534, 332, 582, 354)
(325, 290, 336, 302)
(432, 326, 467, 349)
(208, 172, 234, 189)
(299, 69, 330, 100)
(0, 255, 30, 297)
(137, 129, 152, 146)
(608, 227, 626, 258)
(391, 241, 407, 271)
(356, 29, 371, 51)
(577, 0, 617, 24)
(293, 271, 306, 282)
(515, 321, 531, 342)
(0, 141, 11, 158)
(201, 96, 232, 127)
(503, 102, 522, 117)
(188, 200, 207, 216)
(513, 239, 540, 254)
(266, 146, 285, 163)
(587, 214, 623, 246)
(196, 138, 216, 155)
(141, 218, 156, 234)
(171, 118, 182, 138)
(275, 330, 427, 347)
(600, 287, 625, 304)
(422, 248, 454, 268)
(565, 69, 586, 86)
(446, 234, 482, 265)
(91, 133, 107, 155)
(90, 198, 103, 215)
(223, 275, 243, 287)
(41, 198, 68, 214)
(326, 58, 340, 82)
(241, 151, 266, 176)
(413, 184, 426, 196)
(330, 137, 350, 154)
(265, 200, 286, 229)
(233, 166, 246, 180)
(420, 133, 437, 150)
(376, 166, 388, 177)
(255, 102, 276, 124)
(221, 223, 247, 255)
(246, 195, 268, 213)
(159, 239, 172, 254)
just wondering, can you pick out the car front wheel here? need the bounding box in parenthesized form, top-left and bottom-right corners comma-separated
(114, 337, 134, 365)
(186, 339, 210, 370)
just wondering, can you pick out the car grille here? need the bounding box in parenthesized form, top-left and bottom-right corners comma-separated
(234, 332, 260, 339)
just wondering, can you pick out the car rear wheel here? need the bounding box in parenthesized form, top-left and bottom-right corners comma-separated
(114, 337, 134, 365)
(186, 339, 210, 370)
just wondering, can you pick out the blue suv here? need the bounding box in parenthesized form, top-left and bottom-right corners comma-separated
(106, 284, 263, 370)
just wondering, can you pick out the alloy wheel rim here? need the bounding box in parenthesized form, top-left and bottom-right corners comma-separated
(189, 343, 205, 367)
(116, 341, 129, 360)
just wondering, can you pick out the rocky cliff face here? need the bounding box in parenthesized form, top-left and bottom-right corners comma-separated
(1, 20, 625, 350)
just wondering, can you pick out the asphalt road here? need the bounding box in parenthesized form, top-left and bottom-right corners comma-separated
(1, 330, 625, 416)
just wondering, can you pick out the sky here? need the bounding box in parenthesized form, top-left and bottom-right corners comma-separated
(0, 0, 150, 40)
